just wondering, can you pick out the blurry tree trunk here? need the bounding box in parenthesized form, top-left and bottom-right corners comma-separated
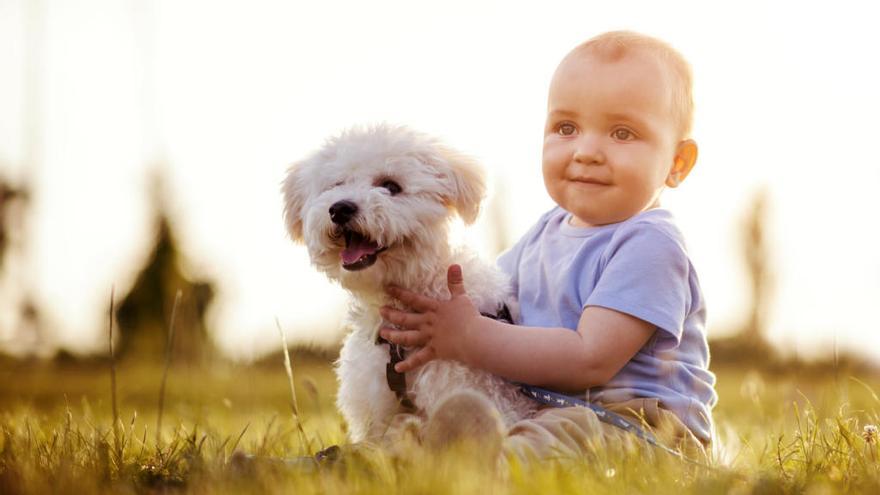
(742, 188, 773, 346)
(0, 182, 21, 267)
(0, 0, 47, 356)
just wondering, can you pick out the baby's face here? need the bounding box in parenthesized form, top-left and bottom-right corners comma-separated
(542, 51, 684, 227)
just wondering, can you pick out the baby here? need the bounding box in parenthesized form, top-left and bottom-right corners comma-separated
(379, 31, 717, 460)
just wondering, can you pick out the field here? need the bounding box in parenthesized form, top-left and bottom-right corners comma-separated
(1, 352, 879, 494)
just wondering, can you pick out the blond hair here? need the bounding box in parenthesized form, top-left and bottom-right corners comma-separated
(566, 31, 694, 139)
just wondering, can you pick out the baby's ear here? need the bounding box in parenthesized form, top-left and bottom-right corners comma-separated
(666, 139, 698, 188)
(436, 147, 487, 225)
(281, 161, 308, 243)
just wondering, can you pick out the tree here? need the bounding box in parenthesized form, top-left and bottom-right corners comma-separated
(115, 177, 216, 363)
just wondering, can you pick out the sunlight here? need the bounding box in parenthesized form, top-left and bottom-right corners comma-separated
(0, 0, 878, 361)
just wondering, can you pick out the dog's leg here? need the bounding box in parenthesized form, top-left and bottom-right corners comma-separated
(336, 331, 401, 443)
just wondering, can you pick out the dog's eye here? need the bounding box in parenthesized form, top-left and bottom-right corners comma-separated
(324, 180, 344, 192)
(379, 179, 402, 196)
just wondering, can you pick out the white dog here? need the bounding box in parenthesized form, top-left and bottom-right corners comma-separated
(282, 124, 536, 443)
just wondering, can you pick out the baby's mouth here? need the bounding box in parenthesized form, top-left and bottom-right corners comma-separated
(340, 228, 388, 271)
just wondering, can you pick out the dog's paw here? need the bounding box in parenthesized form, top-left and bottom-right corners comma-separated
(423, 389, 505, 456)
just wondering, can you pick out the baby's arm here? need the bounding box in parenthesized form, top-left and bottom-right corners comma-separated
(380, 265, 655, 392)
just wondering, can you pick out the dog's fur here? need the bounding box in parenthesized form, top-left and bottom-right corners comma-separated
(282, 124, 536, 442)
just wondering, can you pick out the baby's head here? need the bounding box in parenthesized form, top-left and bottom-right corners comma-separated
(543, 31, 698, 227)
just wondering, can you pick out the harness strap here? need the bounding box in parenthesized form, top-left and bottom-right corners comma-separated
(480, 303, 514, 324)
(376, 333, 416, 410)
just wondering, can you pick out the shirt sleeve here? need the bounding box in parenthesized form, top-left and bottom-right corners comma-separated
(495, 207, 558, 295)
(584, 223, 692, 350)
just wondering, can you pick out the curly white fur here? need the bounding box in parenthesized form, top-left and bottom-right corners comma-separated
(282, 124, 536, 442)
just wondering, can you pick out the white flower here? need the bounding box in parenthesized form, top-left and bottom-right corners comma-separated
(863, 424, 878, 444)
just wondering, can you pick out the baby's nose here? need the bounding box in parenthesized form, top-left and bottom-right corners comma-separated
(573, 136, 605, 164)
(329, 200, 358, 224)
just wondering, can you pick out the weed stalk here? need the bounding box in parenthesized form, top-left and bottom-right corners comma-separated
(108, 285, 122, 472)
(157, 290, 182, 446)
(275, 317, 312, 455)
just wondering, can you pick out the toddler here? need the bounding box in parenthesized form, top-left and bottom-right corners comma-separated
(379, 31, 717, 460)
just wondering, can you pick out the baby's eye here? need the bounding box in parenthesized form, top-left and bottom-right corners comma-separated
(557, 123, 576, 136)
(378, 179, 402, 195)
(612, 128, 635, 141)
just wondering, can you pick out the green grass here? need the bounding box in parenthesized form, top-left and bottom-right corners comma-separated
(1, 355, 879, 494)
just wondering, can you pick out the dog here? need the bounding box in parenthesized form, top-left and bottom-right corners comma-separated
(282, 124, 536, 443)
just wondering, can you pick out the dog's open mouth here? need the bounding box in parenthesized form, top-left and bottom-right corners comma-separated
(341, 228, 388, 271)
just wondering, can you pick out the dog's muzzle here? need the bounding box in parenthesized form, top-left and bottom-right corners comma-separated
(328, 200, 388, 271)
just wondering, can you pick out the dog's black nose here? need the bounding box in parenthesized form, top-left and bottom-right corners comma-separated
(329, 200, 358, 225)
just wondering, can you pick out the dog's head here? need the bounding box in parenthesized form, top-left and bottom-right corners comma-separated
(282, 124, 486, 286)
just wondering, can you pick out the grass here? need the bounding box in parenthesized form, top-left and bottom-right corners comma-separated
(1, 354, 879, 494)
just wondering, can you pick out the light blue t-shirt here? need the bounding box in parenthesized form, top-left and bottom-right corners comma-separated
(497, 206, 718, 443)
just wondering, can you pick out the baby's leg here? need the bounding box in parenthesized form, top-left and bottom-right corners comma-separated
(504, 399, 708, 463)
(602, 398, 709, 462)
(504, 405, 629, 461)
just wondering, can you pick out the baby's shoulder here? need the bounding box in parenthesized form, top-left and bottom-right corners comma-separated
(515, 206, 568, 244)
(534, 206, 566, 229)
(617, 209, 685, 243)
(608, 210, 689, 257)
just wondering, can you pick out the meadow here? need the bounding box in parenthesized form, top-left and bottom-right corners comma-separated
(1, 351, 879, 494)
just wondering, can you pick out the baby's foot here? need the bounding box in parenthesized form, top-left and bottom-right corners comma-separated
(423, 389, 505, 457)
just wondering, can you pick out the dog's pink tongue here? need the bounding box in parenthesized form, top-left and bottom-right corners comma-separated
(342, 240, 379, 265)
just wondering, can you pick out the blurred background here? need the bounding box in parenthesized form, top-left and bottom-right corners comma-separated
(1, 0, 879, 366)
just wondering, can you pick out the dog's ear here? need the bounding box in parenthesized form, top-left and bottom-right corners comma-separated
(436, 147, 487, 225)
(281, 161, 308, 243)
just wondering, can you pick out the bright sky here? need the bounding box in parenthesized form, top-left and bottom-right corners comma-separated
(0, 0, 878, 362)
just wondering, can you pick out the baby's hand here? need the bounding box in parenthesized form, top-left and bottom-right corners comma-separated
(379, 265, 481, 372)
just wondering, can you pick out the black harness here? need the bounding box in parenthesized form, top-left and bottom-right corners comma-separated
(375, 303, 514, 410)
